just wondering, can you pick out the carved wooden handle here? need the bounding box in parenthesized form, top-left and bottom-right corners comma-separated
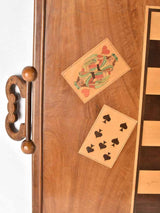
(5, 67, 37, 154)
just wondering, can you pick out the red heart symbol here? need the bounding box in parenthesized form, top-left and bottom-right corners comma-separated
(102, 45, 110, 55)
(81, 88, 90, 97)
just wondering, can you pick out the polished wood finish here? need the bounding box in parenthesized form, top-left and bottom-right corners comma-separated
(142, 121, 160, 146)
(132, 6, 160, 213)
(32, 0, 45, 211)
(144, 95, 160, 120)
(150, 11, 160, 40)
(135, 194, 160, 213)
(32, 1, 160, 213)
(138, 171, 160, 194)
(5, 75, 26, 141)
(148, 40, 160, 67)
(146, 68, 160, 94)
(22, 66, 37, 82)
(22, 67, 37, 154)
(21, 140, 36, 154)
(6, 67, 37, 154)
(139, 147, 160, 170)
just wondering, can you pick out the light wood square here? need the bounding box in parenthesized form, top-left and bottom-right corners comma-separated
(79, 105, 137, 168)
(138, 170, 160, 194)
(142, 121, 160, 146)
(146, 68, 160, 95)
(62, 38, 130, 103)
(150, 12, 160, 40)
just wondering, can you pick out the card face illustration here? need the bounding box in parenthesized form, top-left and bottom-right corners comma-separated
(62, 38, 130, 103)
(79, 105, 137, 168)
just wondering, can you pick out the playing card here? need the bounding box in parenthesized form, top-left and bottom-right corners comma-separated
(61, 38, 130, 103)
(79, 105, 137, 168)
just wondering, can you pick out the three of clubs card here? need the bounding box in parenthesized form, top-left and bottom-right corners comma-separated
(79, 105, 137, 168)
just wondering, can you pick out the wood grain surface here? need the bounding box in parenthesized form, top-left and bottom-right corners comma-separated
(32, 1, 160, 213)
(150, 11, 160, 40)
(5, 75, 26, 141)
(146, 68, 160, 94)
(142, 121, 160, 146)
(135, 194, 160, 213)
(138, 171, 160, 194)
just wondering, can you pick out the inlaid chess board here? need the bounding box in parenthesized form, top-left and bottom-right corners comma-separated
(131, 6, 160, 213)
